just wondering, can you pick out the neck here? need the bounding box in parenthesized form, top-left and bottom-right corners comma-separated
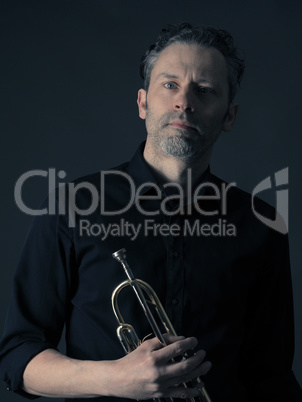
(143, 138, 211, 187)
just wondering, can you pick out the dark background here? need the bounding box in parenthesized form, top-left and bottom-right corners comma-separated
(1, 1, 301, 400)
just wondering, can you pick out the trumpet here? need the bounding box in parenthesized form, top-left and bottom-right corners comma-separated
(112, 248, 212, 402)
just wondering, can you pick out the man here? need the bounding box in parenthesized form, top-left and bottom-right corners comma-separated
(0, 23, 301, 401)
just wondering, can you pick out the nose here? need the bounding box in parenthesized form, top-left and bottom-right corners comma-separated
(174, 88, 195, 113)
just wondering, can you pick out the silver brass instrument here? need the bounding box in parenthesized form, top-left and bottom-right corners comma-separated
(112, 248, 212, 402)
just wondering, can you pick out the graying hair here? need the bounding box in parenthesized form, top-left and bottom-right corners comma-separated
(139, 22, 245, 102)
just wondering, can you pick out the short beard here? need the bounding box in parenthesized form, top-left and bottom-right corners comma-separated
(145, 107, 203, 161)
(145, 101, 227, 162)
(159, 134, 198, 160)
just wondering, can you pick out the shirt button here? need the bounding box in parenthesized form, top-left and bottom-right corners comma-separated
(173, 251, 179, 258)
(171, 298, 178, 305)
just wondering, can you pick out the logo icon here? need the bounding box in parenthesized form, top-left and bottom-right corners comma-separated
(251, 168, 288, 234)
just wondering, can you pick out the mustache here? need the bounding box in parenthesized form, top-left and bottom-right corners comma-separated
(161, 112, 199, 130)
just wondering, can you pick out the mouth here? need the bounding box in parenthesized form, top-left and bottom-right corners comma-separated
(169, 120, 198, 132)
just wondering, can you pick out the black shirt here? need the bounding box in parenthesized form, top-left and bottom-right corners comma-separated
(0, 142, 301, 401)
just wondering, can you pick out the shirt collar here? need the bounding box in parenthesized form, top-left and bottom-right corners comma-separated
(127, 141, 160, 193)
(127, 141, 220, 209)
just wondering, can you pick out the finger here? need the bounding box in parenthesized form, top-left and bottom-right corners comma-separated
(139, 336, 164, 352)
(164, 351, 210, 385)
(176, 359, 211, 384)
(141, 335, 186, 351)
(162, 333, 186, 345)
(154, 337, 198, 362)
(199, 360, 212, 376)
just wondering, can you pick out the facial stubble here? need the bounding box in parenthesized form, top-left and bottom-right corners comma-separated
(145, 103, 226, 162)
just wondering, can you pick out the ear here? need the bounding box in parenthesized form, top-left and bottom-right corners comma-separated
(137, 89, 147, 120)
(223, 102, 239, 132)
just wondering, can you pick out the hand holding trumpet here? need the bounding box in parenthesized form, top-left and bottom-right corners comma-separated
(112, 248, 212, 401)
(110, 334, 212, 400)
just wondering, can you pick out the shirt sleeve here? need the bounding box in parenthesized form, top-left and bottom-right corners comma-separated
(239, 225, 302, 401)
(0, 196, 75, 398)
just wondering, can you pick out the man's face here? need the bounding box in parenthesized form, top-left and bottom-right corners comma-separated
(137, 43, 238, 161)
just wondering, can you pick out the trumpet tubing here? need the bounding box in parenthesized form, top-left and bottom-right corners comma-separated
(112, 248, 212, 402)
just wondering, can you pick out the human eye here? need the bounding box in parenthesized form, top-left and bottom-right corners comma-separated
(164, 82, 177, 89)
(197, 87, 215, 95)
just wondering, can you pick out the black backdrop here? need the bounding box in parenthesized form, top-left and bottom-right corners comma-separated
(1, 1, 301, 400)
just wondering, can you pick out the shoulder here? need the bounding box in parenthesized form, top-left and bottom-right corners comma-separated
(210, 172, 276, 221)
(209, 173, 289, 242)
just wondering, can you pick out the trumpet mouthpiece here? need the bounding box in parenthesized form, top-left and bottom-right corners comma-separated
(112, 248, 127, 263)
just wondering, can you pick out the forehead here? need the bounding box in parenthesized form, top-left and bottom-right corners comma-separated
(150, 42, 228, 85)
